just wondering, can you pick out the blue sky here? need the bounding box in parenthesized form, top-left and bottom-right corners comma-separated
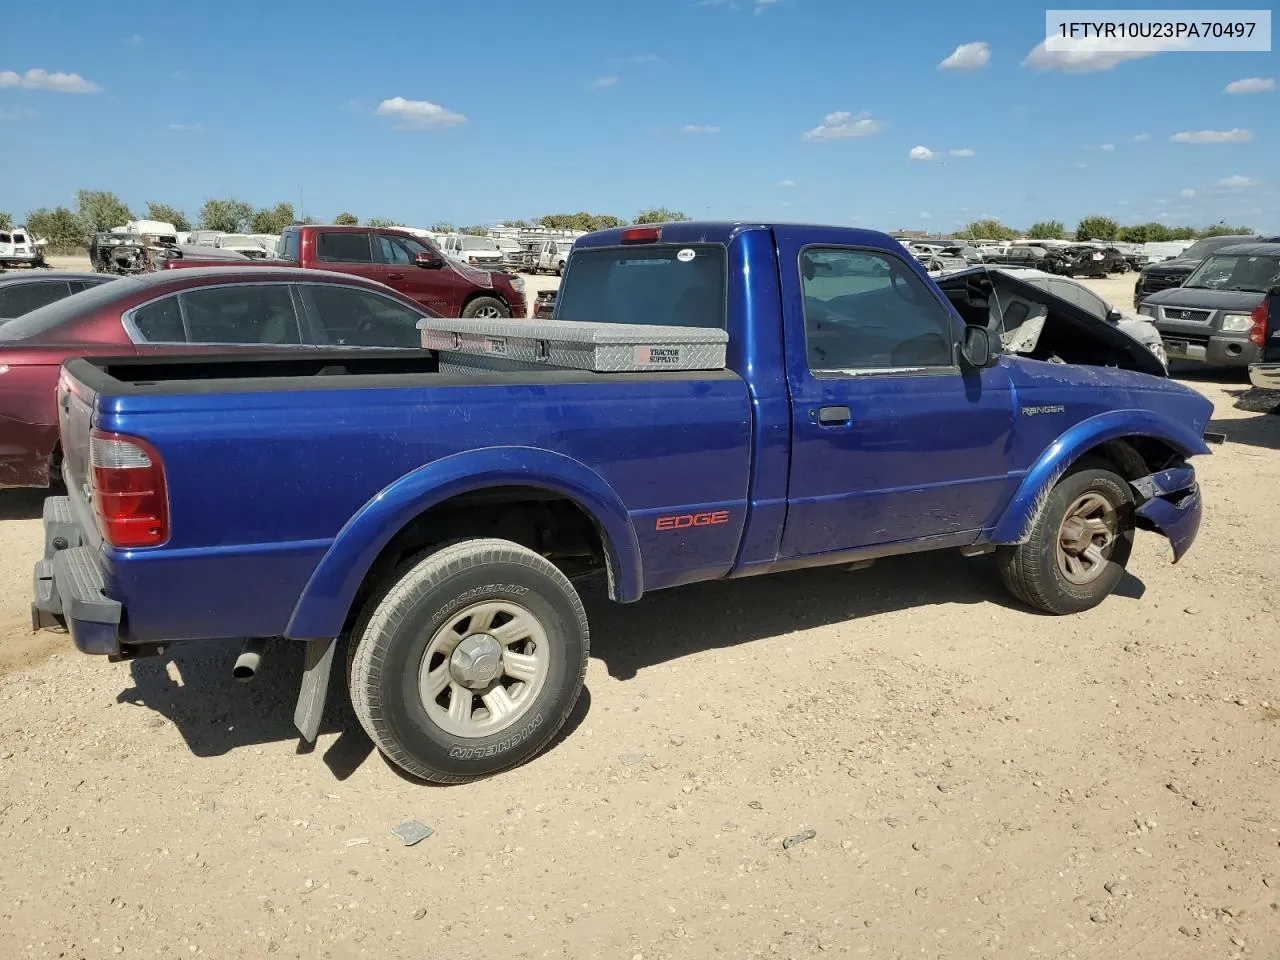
(2, 0, 1275, 233)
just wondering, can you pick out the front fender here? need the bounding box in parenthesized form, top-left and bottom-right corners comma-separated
(991, 408, 1211, 544)
(284, 446, 642, 640)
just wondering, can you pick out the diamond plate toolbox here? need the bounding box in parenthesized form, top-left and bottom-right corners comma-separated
(416, 317, 727, 372)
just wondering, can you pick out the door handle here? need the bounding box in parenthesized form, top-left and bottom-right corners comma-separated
(387, 272, 405, 280)
(815, 405, 851, 426)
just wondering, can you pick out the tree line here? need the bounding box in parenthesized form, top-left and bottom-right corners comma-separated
(959, 216, 1254, 244)
(1, 192, 695, 252)
(4, 194, 1252, 253)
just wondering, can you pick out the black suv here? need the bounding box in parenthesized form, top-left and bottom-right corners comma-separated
(1133, 234, 1279, 309)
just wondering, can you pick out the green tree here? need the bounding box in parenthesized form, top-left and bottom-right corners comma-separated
(502, 218, 533, 229)
(1027, 220, 1065, 240)
(248, 202, 296, 235)
(365, 217, 396, 228)
(0, 211, 12, 231)
(958, 218, 1017, 241)
(25, 206, 86, 250)
(589, 214, 625, 230)
(1075, 215, 1119, 241)
(143, 202, 191, 232)
(460, 224, 489, 236)
(333, 211, 359, 225)
(1167, 226, 1197, 240)
(75, 189, 133, 233)
(199, 198, 254, 232)
(429, 221, 457, 233)
(634, 207, 690, 225)
(1199, 223, 1253, 237)
(1116, 225, 1149, 244)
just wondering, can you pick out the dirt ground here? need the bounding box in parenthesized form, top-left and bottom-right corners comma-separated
(2, 272, 1278, 960)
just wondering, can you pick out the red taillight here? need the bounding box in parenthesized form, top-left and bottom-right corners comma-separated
(619, 226, 661, 244)
(1248, 300, 1269, 348)
(89, 429, 169, 548)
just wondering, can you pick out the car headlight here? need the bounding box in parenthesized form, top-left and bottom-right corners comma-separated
(1137, 305, 1154, 317)
(1222, 313, 1254, 332)
(508, 276, 525, 294)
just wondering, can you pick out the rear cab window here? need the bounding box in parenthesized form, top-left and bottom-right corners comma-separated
(316, 231, 373, 263)
(555, 244, 726, 329)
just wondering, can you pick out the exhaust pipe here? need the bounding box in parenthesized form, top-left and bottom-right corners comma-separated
(233, 638, 267, 682)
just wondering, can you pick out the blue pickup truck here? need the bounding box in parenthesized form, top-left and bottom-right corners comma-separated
(32, 222, 1215, 783)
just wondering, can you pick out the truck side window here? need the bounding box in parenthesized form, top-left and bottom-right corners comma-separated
(280, 229, 301, 262)
(306, 285, 423, 348)
(178, 284, 302, 344)
(316, 231, 373, 264)
(128, 296, 186, 343)
(375, 235, 415, 265)
(800, 247, 955, 372)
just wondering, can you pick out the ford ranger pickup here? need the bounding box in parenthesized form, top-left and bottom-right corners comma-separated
(31, 222, 1214, 783)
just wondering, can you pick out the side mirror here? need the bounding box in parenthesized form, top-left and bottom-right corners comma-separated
(415, 252, 444, 269)
(960, 325, 998, 368)
(1105, 309, 1124, 324)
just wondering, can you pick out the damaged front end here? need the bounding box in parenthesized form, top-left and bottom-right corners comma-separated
(1130, 464, 1203, 562)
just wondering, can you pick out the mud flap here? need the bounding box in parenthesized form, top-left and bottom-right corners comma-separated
(1131, 466, 1202, 563)
(293, 637, 336, 743)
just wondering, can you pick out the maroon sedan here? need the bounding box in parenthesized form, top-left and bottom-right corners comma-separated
(0, 266, 438, 489)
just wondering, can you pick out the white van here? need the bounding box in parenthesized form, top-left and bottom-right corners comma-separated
(0, 226, 46, 268)
(440, 234, 505, 268)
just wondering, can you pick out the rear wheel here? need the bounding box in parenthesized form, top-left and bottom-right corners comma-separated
(461, 296, 510, 319)
(997, 461, 1134, 615)
(348, 538, 589, 783)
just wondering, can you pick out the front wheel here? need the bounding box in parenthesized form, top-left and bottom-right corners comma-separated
(461, 296, 511, 319)
(348, 538, 589, 782)
(996, 461, 1135, 615)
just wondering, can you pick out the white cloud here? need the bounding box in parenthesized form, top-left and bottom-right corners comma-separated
(1132, 132, 1150, 142)
(0, 107, 36, 120)
(171, 70, 189, 82)
(777, 179, 796, 187)
(919, 212, 932, 219)
(168, 123, 203, 131)
(591, 75, 619, 88)
(374, 96, 467, 130)
(630, 54, 660, 64)
(0, 68, 100, 93)
(949, 147, 975, 157)
(754, 0, 780, 12)
(1022, 35, 1187, 73)
(1180, 188, 1197, 198)
(124, 35, 142, 46)
(681, 124, 720, 134)
(1170, 128, 1252, 144)
(1076, 162, 1089, 168)
(1099, 143, 1115, 151)
(1224, 77, 1275, 94)
(802, 110, 883, 141)
(1216, 175, 1258, 189)
(908, 145, 935, 161)
(938, 41, 990, 72)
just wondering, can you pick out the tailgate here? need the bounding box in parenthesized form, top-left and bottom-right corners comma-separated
(55, 366, 99, 531)
(1265, 290, 1280, 363)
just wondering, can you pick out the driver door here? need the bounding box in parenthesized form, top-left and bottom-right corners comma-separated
(774, 229, 1016, 558)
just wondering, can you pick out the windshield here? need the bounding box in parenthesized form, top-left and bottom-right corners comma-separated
(461, 237, 498, 252)
(1182, 236, 1251, 260)
(555, 244, 726, 328)
(0, 277, 128, 341)
(1183, 253, 1280, 293)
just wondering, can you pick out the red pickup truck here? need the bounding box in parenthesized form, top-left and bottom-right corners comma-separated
(164, 224, 527, 319)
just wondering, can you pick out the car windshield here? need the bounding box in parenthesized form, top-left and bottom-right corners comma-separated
(461, 237, 498, 251)
(555, 243, 726, 329)
(0, 278, 126, 340)
(1183, 253, 1280, 293)
(1181, 236, 1254, 260)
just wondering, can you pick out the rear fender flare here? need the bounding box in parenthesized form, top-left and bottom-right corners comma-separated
(284, 446, 642, 640)
(991, 409, 1211, 544)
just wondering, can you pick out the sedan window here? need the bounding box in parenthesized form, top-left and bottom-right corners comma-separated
(304, 284, 424, 348)
(180, 284, 302, 344)
(0, 281, 73, 318)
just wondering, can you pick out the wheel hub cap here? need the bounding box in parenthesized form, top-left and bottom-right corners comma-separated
(1055, 491, 1118, 585)
(450, 634, 503, 689)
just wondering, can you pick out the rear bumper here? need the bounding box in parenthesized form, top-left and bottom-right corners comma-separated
(1131, 466, 1203, 563)
(30, 496, 122, 656)
(1249, 362, 1280, 392)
